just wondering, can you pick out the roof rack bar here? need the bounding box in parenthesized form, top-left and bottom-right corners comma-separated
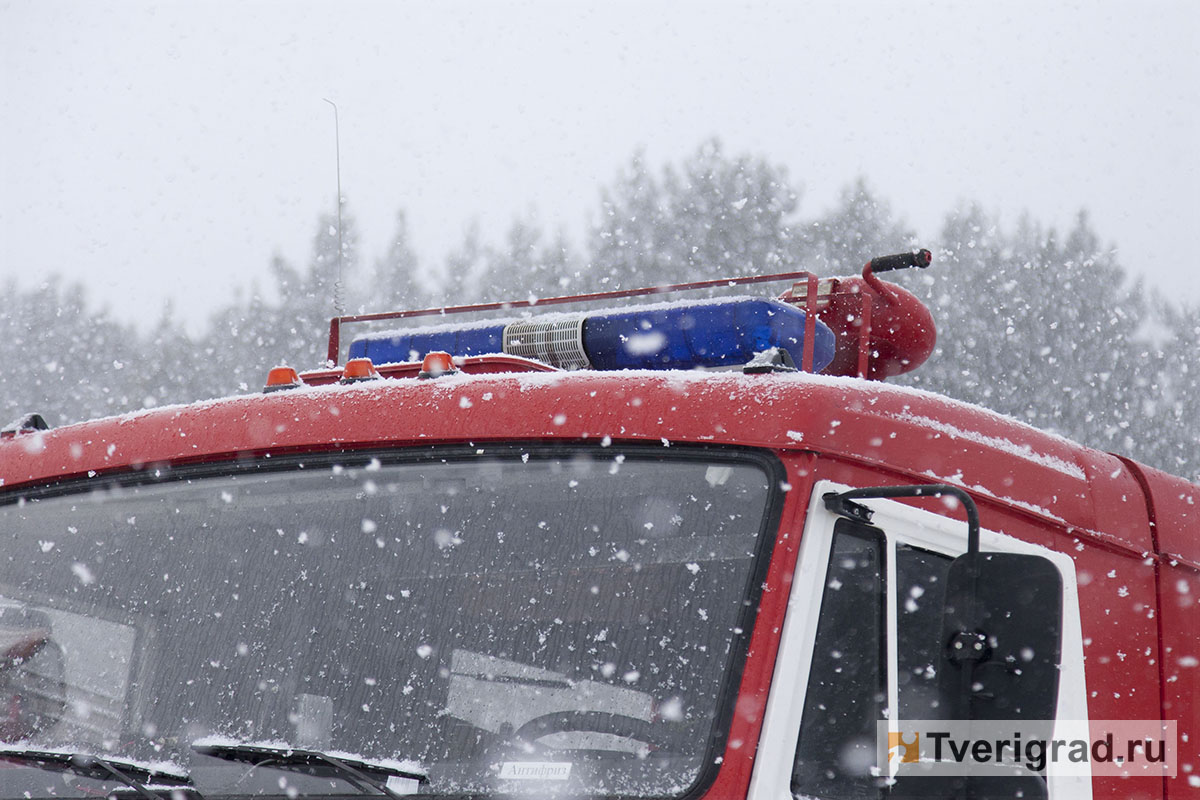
(327, 269, 820, 366)
(800, 273, 817, 372)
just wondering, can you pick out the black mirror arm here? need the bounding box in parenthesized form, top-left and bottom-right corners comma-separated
(822, 484, 980, 556)
(822, 482, 983, 624)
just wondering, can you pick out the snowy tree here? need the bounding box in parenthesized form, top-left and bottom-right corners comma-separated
(587, 140, 804, 290)
(482, 217, 579, 300)
(136, 302, 228, 405)
(199, 281, 296, 395)
(802, 178, 918, 274)
(586, 148, 663, 290)
(899, 208, 1153, 460)
(370, 210, 430, 311)
(655, 139, 802, 280)
(190, 205, 360, 391)
(255, 206, 361, 368)
(1132, 300, 1200, 480)
(299, 205, 361, 316)
(0, 278, 143, 425)
(3, 145, 1196, 482)
(438, 221, 489, 305)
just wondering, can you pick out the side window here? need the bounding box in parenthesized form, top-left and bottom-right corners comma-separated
(792, 520, 885, 799)
(896, 544, 952, 721)
(791, 531, 952, 799)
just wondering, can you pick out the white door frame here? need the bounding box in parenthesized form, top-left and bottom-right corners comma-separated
(746, 480, 1090, 800)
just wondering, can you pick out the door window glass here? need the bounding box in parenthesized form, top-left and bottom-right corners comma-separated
(791, 531, 952, 799)
(896, 545, 952, 721)
(792, 520, 885, 799)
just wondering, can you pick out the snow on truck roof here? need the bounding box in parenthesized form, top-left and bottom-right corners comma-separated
(2, 257, 1194, 563)
(0, 365, 1177, 555)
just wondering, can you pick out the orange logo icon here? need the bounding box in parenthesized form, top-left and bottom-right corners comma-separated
(888, 731, 920, 764)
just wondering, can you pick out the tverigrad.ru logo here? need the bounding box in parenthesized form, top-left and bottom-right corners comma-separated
(877, 720, 1177, 778)
(887, 731, 920, 764)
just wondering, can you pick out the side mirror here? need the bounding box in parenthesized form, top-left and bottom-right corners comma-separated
(822, 486, 1064, 800)
(823, 486, 1065, 722)
(892, 554, 1062, 799)
(939, 552, 1063, 722)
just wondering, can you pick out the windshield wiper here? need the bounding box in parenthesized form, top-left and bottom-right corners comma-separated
(0, 747, 195, 799)
(191, 742, 426, 800)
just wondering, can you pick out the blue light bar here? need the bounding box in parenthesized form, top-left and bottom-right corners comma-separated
(348, 297, 835, 373)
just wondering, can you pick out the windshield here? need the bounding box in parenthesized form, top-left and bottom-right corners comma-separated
(0, 446, 778, 798)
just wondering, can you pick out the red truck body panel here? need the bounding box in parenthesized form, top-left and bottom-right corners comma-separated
(0, 371, 1156, 551)
(1, 367, 1195, 797)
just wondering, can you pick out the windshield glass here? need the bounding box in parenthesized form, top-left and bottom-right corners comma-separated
(0, 446, 777, 798)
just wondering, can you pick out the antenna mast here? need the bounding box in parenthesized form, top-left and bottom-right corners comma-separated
(323, 98, 346, 318)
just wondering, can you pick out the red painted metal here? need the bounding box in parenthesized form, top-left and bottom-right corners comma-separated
(704, 455, 817, 799)
(808, 453, 1172, 800)
(1156, 559, 1198, 800)
(1114, 459, 1199, 800)
(857, 291, 872, 378)
(800, 274, 817, 373)
(774, 262, 936, 380)
(296, 353, 556, 387)
(1125, 463, 1200, 568)
(813, 270, 935, 380)
(0, 373, 1158, 554)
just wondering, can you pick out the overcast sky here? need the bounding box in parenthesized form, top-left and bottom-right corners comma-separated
(2, 1, 1197, 333)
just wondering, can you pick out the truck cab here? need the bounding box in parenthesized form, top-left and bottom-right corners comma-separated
(0, 257, 1195, 799)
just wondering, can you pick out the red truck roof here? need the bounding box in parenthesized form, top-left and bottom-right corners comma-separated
(1, 368, 1178, 561)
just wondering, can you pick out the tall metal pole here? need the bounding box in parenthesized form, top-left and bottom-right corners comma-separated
(322, 98, 346, 318)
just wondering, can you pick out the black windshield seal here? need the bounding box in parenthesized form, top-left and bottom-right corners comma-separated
(1, 442, 786, 800)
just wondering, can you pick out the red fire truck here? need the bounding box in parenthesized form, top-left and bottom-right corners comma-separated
(0, 252, 1195, 800)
